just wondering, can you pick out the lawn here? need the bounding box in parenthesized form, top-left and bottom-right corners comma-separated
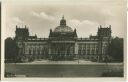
(5, 63, 123, 77)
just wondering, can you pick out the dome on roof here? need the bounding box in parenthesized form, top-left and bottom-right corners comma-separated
(54, 26, 73, 32)
(54, 15, 73, 32)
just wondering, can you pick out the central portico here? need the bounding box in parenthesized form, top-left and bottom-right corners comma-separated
(48, 16, 78, 60)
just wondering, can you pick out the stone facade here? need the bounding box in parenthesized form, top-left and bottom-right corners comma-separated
(14, 16, 112, 62)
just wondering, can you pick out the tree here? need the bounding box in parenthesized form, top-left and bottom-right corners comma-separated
(108, 37, 123, 62)
(5, 37, 19, 63)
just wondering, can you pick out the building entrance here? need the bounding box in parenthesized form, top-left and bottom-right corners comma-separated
(49, 43, 75, 60)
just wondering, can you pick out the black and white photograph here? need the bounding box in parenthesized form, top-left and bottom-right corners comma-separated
(1, 0, 126, 81)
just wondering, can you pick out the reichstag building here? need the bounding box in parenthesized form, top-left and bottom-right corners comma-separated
(15, 16, 112, 62)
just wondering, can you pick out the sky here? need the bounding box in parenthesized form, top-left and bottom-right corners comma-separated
(4, 0, 126, 39)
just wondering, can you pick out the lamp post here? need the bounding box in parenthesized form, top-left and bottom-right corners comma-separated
(78, 54, 79, 64)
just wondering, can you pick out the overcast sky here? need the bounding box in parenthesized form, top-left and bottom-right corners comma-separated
(4, 0, 126, 39)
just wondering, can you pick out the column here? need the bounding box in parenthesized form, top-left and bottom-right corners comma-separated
(75, 42, 78, 56)
(48, 44, 51, 54)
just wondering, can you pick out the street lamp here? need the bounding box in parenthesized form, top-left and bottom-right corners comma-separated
(78, 54, 79, 64)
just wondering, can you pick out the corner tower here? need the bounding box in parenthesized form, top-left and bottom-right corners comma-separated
(15, 25, 29, 41)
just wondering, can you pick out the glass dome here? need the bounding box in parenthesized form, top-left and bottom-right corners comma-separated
(54, 16, 73, 32)
(54, 26, 73, 32)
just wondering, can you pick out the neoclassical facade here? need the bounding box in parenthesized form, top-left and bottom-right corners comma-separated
(15, 16, 111, 62)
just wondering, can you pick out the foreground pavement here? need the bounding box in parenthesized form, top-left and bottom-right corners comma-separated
(10, 60, 123, 65)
